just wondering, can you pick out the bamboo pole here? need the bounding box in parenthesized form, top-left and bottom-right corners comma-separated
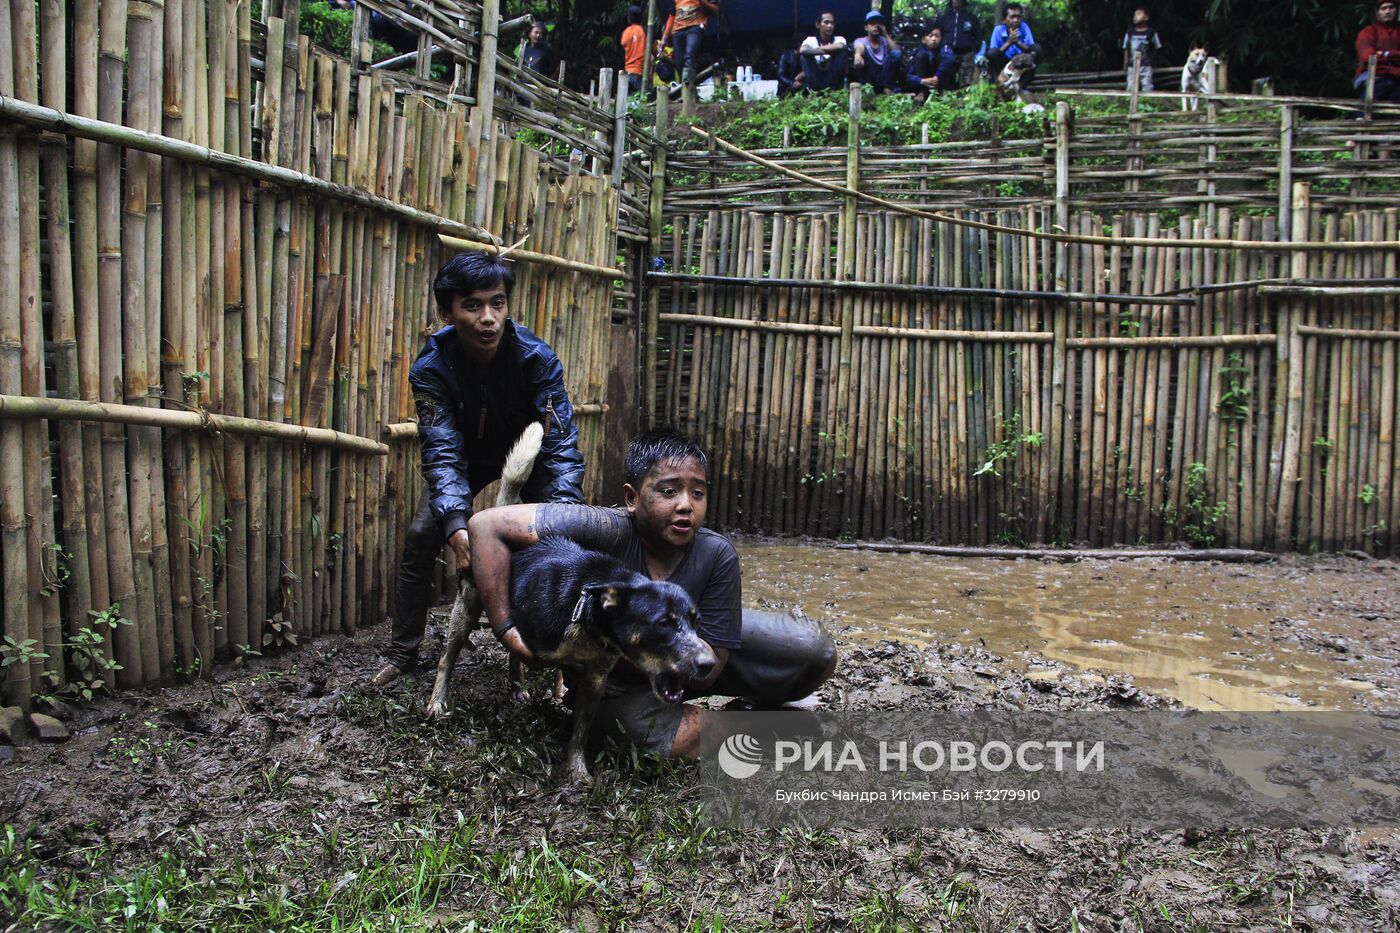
(0, 0, 29, 707)
(643, 91, 669, 428)
(124, 0, 160, 684)
(73, 0, 112, 685)
(40, 0, 94, 677)
(471, 0, 500, 227)
(0, 396, 391, 454)
(12, 0, 60, 695)
(647, 272, 1195, 306)
(835, 84, 860, 537)
(1275, 183, 1310, 547)
(97, 0, 143, 686)
(0, 94, 500, 244)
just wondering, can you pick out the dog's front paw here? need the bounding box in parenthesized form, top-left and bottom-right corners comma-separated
(511, 687, 531, 705)
(424, 694, 453, 719)
(567, 764, 594, 786)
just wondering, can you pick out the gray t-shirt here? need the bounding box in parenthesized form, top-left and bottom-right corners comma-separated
(533, 505, 743, 650)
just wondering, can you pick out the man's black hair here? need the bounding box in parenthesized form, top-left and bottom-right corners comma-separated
(433, 250, 515, 314)
(627, 5, 643, 24)
(816, 9, 836, 23)
(624, 428, 709, 487)
(923, 21, 943, 36)
(1004, 2, 1023, 13)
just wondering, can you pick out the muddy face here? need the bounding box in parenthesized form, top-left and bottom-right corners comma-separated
(595, 580, 715, 703)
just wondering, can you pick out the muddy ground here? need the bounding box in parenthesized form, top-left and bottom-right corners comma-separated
(2, 551, 1399, 930)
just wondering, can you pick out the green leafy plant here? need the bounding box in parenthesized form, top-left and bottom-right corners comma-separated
(1, 636, 49, 671)
(1359, 483, 1377, 506)
(1160, 461, 1229, 547)
(64, 604, 131, 701)
(1216, 352, 1252, 422)
(974, 411, 1043, 478)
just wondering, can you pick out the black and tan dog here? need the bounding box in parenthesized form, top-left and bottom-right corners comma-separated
(507, 536, 716, 784)
(425, 422, 543, 720)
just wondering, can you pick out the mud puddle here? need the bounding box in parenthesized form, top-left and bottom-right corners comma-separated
(739, 544, 1400, 711)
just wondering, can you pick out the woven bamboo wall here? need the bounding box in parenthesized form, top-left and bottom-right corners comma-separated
(651, 90, 1400, 555)
(0, 0, 639, 706)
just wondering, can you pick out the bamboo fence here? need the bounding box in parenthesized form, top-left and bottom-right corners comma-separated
(0, 0, 637, 707)
(650, 93, 1400, 557)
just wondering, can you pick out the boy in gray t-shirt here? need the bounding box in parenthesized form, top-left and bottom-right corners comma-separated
(470, 430, 837, 758)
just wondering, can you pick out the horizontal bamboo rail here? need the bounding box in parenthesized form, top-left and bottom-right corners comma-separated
(658, 313, 1052, 343)
(688, 126, 1400, 253)
(381, 402, 612, 440)
(648, 271, 1196, 307)
(1259, 286, 1400, 298)
(0, 395, 389, 455)
(1297, 326, 1400, 341)
(0, 92, 499, 245)
(436, 232, 622, 279)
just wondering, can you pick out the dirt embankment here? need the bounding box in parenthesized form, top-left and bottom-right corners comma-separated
(3, 557, 1399, 930)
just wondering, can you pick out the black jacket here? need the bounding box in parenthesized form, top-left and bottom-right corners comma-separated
(409, 319, 585, 537)
(936, 6, 981, 54)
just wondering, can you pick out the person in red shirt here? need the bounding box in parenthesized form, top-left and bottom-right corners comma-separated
(621, 6, 647, 96)
(659, 0, 720, 86)
(1356, 0, 1400, 102)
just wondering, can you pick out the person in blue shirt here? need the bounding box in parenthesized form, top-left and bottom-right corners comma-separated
(987, 2, 1038, 82)
(935, 0, 982, 89)
(907, 23, 956, 103)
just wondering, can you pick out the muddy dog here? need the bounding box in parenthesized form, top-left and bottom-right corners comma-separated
(1181, 47, 1218, 111)
(425, 422, 543, 719)
(507, 536, 716, 783)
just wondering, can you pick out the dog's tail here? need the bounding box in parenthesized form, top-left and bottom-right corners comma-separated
(496, 421, 543, 507)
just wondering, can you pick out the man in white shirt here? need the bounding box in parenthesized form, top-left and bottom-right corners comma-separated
(799, 10, 849, 92)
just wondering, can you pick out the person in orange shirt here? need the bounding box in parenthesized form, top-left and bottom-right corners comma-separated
(659, 0, 720, 86)
(621, 5, 647, 95)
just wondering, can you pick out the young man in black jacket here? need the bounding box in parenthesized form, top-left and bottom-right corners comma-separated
(935, 0, 981, 89)
(371, 251, 585, 687)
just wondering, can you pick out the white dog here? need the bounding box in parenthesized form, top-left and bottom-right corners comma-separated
(1181, 47, 1219, 111)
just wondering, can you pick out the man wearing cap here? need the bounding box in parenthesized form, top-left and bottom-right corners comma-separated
(852, 10, 903, 94)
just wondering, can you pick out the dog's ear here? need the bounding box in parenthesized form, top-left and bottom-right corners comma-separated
(583, 582, 631, 615)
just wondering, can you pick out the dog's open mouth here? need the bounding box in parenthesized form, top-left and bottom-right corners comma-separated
(651, 671, 686, 704)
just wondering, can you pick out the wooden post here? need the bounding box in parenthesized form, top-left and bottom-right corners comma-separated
(835, 83, 861, 536)
(1038, 101, 1072, 543)
(1277, 105, 1293, 241)
(1364, 55, 1377, 122)
(1127, 52, 1142, 197)
(643, 91, 669, 428)
(472, 0, 500, 227)
(611, 74, 629, 189)
(1275, 181, 1310, 546)
(642, 0, 658, 93)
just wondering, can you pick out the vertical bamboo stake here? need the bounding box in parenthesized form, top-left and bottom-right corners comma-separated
(1039, 102, 1072, 544)
(1277, 105, 1293, 243)
(161, 0, 194, 670)
(0, 0, 31, 707)
(835, 83, 860, 538)
(472, 0, 501, 227)
(1275, 182, 1310, 547)
(223, 0, 249, 657)
(644, 91, 669, 427)
(73, 0, 114, 683)
(123, 0, 160, 683)
(98, 0, 143, 686)
(39, 0, 95, 678)
(11, 0, 59, 694)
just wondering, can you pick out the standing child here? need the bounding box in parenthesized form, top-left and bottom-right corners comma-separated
(1122, 7, 1163, 91)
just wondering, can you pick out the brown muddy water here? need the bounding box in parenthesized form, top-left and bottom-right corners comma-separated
(738, 543, 1400, 712)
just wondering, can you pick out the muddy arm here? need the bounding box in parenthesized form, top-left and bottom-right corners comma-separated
(468, 504, 542, 659)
